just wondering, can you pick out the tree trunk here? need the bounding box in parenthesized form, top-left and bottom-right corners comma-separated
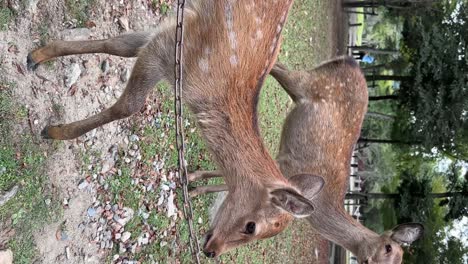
(358, 138, 420, 145)
(366, 112, 396, 121)
(346, 192, 468, 200)
(368, 95, 399, 101)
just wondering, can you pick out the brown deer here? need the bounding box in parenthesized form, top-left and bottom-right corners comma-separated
(189, 57, 424, 263)
(27, 0, 326, 258)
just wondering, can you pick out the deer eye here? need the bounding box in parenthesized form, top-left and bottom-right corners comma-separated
(244, 222, 256, 235)
(385, 244, 392, 253)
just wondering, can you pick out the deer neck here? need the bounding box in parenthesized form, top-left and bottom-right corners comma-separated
(307, 198, 380, 255)
(195, 97, 286, 187)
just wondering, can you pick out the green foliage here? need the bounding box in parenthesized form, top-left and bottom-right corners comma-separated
(394, 174, 433, 223)
(65, 0, 96, 27)
(0, 7, 12, 31)
(0, 84, 61, 263)
(439, 236, 468, 264)
(396, 1, 468, 158)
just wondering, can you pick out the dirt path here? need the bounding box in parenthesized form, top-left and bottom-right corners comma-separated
(1, 1, 165, 263)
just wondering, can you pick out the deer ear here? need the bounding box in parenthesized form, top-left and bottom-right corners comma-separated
(288, 174, 325, 200)
(390, 223, 424, 245)
(270, 188, 315, 218)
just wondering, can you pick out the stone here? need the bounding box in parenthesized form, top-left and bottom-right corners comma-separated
(65, 63, 81, 89)
(121, 232, 131, 242)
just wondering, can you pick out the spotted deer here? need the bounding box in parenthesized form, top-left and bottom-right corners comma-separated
(27, 0, 326, 258)
(189, 57, 424, 263)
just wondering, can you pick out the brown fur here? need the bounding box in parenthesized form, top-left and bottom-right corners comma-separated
(191, 57, 423, 263)
(28, 0, 301, 258)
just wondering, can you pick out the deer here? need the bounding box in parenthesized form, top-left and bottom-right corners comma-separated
(188, 57, 424, 263)
(27, 0, 326, 258)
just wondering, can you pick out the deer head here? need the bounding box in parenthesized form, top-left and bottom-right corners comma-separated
(355, 223, 424, 264)
(203, 174, 324, 258)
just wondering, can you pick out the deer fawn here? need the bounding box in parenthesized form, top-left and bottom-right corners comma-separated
(27, 0, 326, 258)
(189, 57, 424, 263)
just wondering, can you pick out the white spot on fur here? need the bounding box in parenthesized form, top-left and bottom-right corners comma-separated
(255, 30, 263, 40)
(198, 58, 209, 73)
(230, 55, 238, 66)
(228, 31, 237, 49)
(325, 85, 330, 90)
(204, 47, 212, 55)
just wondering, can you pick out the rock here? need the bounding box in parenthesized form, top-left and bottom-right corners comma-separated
(87, 207, 96, 218)
(78, 179, 89, 190)
(121, 232, 131, 242)
(167, 191, 177, 218)
(120, 69, 130, 83)
(0, 186, 18, 207)
(65, 63, 81, 89)
(0, 249, 13, 264)
(65, 246, 71, 259)
(119, 243, 126, 254)
(61, 28, 91, 41)
(101, 60, 110, 73)
(27, 0, 40, 14)
(129, 135, 140, 142)
(160, 184, 170, 191)
(160, 241, 167, 247)
(118, 17, 130, 31)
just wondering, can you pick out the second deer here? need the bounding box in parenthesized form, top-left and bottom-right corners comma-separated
(189, 57, 424, 264)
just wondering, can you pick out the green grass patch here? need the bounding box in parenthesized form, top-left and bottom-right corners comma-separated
(0, 7, 12, 31)
(0, 82, 61, 264)
(65, 0, 97, 27)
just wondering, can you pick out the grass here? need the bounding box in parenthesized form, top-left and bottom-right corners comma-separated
(0, 82, 61, 263)
(65, 0, 97, 27)
(0, 7, 12, 31)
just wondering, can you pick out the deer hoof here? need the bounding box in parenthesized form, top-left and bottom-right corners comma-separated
(27, 53, 39, 71)
(41, 126, 52, 139)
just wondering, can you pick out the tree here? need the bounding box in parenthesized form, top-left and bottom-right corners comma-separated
(395, 1, 468, 159)
(439, 236, 468, 264)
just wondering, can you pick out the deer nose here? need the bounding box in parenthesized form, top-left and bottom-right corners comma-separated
(204, 250, 216, 258)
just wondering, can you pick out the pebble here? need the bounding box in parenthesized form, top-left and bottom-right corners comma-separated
(129, 135, 140, 142)
(101, 60, 110, 73)
(78, 180, 89, 190)
(121, 232, 131, 242)
(87, 207, 96, 218)
(64, 63, 81, 89)
(65, 247, 71, 259)
(120, 69, 130, 82)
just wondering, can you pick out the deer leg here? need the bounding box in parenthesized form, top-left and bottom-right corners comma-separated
(270, 63, 304, 102)
(189, 184, 228, 198)
(27, 32, 152, 70)
(42, 54, 160, 140)
(188, 170, 223, 182)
